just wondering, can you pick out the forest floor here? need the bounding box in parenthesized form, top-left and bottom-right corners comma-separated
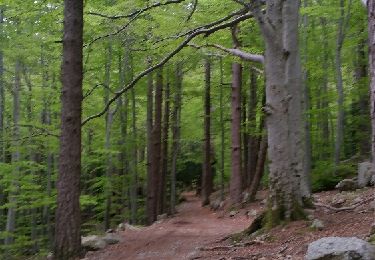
(86, 187, 374, 260)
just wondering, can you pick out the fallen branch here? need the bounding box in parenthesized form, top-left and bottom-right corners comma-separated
(314, 195, 374, 212)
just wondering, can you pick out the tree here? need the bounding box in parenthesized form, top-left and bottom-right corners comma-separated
(201, 58, 213, 206)
(252, 0, 306, 225)
(54, 0, 83, 258)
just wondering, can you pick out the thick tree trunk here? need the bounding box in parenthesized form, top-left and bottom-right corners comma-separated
(147, 67, 163, 224)
(54, 0, 83, 258)
(301, 0, 312, 199)
(256, 0, 306, 226)
(170, 63, 182, 215)
(230, 62, 243, 205)
(201, 59, 213, 206)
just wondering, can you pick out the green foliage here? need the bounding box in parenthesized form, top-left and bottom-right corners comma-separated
(312, 162, 357, 192)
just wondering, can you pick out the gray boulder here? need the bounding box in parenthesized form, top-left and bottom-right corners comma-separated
(102, 233, 121, 245)
(358, 162, 375, 188)
(335, 179, 358, 191)
(305, 237, 375, 260)
(81, 235, 106, 251)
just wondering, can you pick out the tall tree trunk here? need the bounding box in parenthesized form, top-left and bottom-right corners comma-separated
(159, 76, 170, 214)
(242, 89, 248, 189)
(320, 17, 330, 157)
(130, 86, 138, 223)
(230, 62, 242, 205)
(201, 59, 213, 206)
(104, 43, 113, 231)
(4, 59, 21, 247)
(301, 0, 312, 198)
(54, 0, 83, 258)
(170, 63, 182, 215)
(0, 7, 4, 163)
(0, 7, 5, 227)
(219, 58, 225, 201)
(354, 37, 370, 157)
(334, 0, 345, 165)
(147, 67, 163, 224)
(246, 68, 259, 188)
(368, 0, 375, 169)
(255, 0, 306, 226)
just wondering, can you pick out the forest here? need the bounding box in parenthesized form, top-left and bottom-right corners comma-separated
(0, 0, 375, 259)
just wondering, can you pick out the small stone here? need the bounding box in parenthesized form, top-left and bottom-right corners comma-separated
(229, 210, 238, 217)
(157, 213, 168, 221)
(117, 223, 125, 231)
(106, 228, 114, 233)
(82, 235, 106, 251)
(371, 175, 375, 186)
(102, 233, 121, 245)
(335, 179, 358, 191)
(311, 219, 325, 230)
(353, 197, 363, 204)
(46, 252, 53, 260)
(307, 215, 314, 221)
(247, 209, 258, 217)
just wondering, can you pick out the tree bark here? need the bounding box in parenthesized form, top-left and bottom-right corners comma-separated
(170, 63, 182, 215)
(368, 0, 375, 168)
(230, 62, 243, 205)
(246, 68, 259, 188)
(147, 67, 163, 224)
(159, 75, 170, 214)
(201, 59, 213, 206)
(254, 0, 306, 225)
(219, 58, 225, 201)
(104, 42, 114, 231)
(54, 0, 83, 258)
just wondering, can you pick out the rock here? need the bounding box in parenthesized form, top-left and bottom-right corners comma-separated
(46, 252, 53, 260)
(335, 179, 358, 191)
(102, 233, 121, 245)
(311, 219, 325, 230)
(210, 198, 222, 210)
(305, 237, 375, 260)
(229, 210, 238, 217)
(118, 222, 141, 232)
(247, 209, 258, 217)
(157, 213, 168, 221)
(358, 162, 375, 188)
(371, 175, 375, 186)
(370, 223, 375, 236)
(82, 235, 106, 251)
(106, 228, 115, 233)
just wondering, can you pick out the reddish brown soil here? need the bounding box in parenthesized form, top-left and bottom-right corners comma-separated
(86, 188, 374, 260)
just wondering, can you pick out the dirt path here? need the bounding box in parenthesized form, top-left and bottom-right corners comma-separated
(86, 193, 250, 260)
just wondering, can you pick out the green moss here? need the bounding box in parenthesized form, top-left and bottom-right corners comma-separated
(369, 234, 375, 245)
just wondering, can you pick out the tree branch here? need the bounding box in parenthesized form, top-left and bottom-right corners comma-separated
(82, 12, 253, 126)
(188, 43, 264, 63)
(87, 0, 187, 20)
